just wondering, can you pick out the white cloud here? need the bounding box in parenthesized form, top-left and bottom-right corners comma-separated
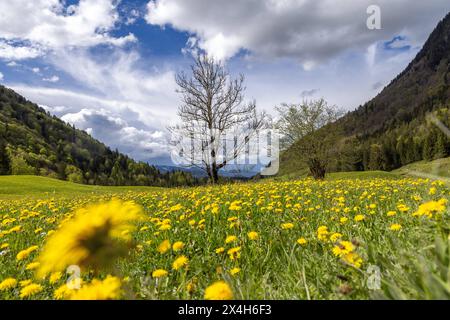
(32, 67, 40, 73)
(0, 72, 3, 81)
(0, 0, 137, 61)
(6, 61, 18, 67)
(42, 75, 59, 82)
(60, 107, 170, 162)
(46, 48, 180, 125)
(0, 40, 43, 60)
(146, 0, 450, 64)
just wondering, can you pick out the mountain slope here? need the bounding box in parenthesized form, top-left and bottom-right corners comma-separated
(280, 12, 450, 175)
(0, 85, 197, 187)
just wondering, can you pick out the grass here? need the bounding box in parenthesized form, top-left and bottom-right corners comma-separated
(274, 169, 398, 181)
(0, 175, 449, 300)
(0, 175, 162, 199)
(392, 157, 450, 180)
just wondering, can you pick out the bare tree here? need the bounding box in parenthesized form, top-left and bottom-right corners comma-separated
(276, 98, 343, 179)
(169, 55, 267, 183)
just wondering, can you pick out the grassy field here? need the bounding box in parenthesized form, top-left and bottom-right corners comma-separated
(393, 157, 450, 180)
(274, 169, 399, 182)
(0, 176, 162, 199)
(0, 173, 449, 300)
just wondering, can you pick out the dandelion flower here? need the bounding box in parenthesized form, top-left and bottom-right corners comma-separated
(281, 223, 294, 230)
(413, 199, 447, 218)
(54, 284, 74, 300)
(16, 245, 39, 261)
(297, 238, 307, 245)
(390, 224, 402, 231)
(158, 240, 171, 254)
(20, 283, 43, 298)
(204, 281, 233, 300)
(227, 247, 241, 260)
(152, 269, 168, 278)
(49, 272, 62, 284)
(70, 276, 121, 300)
(247, 231, 259, 240)
(215, 247, 225, 254)
(230, 268, 241, 276)
(172, 241, 185, 252)
(354, 215, 365, 222)
(25, 262, 40, 270)
(225, 235, 237, 244)
(0, 278, 17, 291)
(172, 255, 189, 270)
(36, 199, 143, 278)
(317, 226, 329, 241)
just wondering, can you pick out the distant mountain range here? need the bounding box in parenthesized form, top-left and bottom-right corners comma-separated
(156, 164, 266, 179)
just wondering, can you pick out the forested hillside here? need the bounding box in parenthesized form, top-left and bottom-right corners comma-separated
(0, 85, 198, 187)
(281, 12, 450, 175)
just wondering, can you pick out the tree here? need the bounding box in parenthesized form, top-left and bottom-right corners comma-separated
(276, 98, 343, 180)
(0, 140, 10, 175)
(170, 55, 267, 184)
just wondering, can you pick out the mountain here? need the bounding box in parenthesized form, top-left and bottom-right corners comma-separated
(0, 85, 198, 187)
(280, 12, 450, 175)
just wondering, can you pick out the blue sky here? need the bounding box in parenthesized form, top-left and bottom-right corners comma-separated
(0, 0, 449, 165)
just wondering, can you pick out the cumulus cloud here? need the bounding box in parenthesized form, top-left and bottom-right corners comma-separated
(60, 108, 169, 163)
(0, 72, 3, 81)
(146, 0, 449, 66)
(0, 40, 43, 60)
(0, 0, 136, 61)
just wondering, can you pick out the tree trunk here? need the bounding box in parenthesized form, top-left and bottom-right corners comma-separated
(308, 159, 326, 180)
(211, 161, 219, 184)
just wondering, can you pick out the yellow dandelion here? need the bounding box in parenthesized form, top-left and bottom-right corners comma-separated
(49, 272, 63, 284)
(20, 283, 43, 298)
(70, 276, 121, 300)
(247, 231, 259, 240)
(317, 226, 329, 241)
(16, 245, 39, 261)
(230, 267, 241, 276)
(281, 223, 294, 230)
(204, 281, 233, 300)
(152, 269, 168, 278)
(157, 240, 171, 254)
(36, 199, 143, 278)
(227, 246, 241, 260)
(215, 247, 225, 254)
(297, 238, 307, 245)
(225, 235, 237, 244)
(0, 278, 17, 291)
(172, 241, 185, 252)
(390, 224, 402, 231)
(172, 255, 189, 270)
(25, 262, 40, 270)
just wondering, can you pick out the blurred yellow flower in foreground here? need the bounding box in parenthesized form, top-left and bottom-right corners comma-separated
(70, 276, 122, 300)
(36, 199, 143, 278)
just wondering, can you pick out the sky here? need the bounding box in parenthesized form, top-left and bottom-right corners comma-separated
(0, 0, 449, 165)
